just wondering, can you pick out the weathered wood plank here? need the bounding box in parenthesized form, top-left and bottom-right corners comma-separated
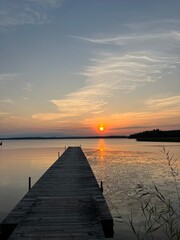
(9, 197, 105, 240)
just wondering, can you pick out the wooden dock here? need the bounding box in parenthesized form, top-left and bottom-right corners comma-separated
(0, 147, 113, 239)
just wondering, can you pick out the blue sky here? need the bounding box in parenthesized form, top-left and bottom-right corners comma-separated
(0, 0, 180, 137)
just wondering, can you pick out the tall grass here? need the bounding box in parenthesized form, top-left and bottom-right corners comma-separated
(127, 148, 180, 240)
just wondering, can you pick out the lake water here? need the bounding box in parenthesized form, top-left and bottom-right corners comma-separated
(0, 139, 180, 239)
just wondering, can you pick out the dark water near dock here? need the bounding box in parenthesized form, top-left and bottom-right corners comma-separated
(0, 139, 180, 239)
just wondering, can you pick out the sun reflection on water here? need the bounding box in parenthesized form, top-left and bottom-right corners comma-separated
(97, 139, 106, 160)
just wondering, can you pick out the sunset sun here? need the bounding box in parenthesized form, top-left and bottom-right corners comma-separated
(99, 125, 105, 132)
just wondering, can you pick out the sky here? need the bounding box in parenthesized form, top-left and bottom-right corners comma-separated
(0, 0, 180, 137)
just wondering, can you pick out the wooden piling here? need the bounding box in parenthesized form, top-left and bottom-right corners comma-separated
(101, 181, 103, 192)
(28, 177, 31, 191)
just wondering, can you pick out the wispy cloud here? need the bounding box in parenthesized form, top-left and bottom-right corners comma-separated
(73, 31, 180, 45)
(33, 86, 107, 121)
(0, 112, 10, 122)
(147, 95, 180, 109)
(21, 97, 29, 100)
(0, 0, 63, 27)
(0, 112, 9, 115)
(82, 52, 179, 89)
(1, 98, 14, 104)
(29, 0, 63, 9)
(0, 73, 24, 81)
(23, 83, 32, 92)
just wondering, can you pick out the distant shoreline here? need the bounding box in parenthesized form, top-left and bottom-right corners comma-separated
(0, 136, 128, 140)
(0, 136, 180, 142)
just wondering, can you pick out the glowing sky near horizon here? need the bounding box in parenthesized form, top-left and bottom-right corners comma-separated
(0, 0, 180, 137)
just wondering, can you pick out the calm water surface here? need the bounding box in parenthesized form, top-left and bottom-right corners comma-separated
(0, 139, 180, 238)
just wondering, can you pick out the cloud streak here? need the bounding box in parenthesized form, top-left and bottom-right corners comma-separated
(33, 85, 107, 121)
(147, 95, 180, 109)
(82, 52, 179, 88)
(1, 99, 13, 104)
(0, 73, 24, 81)
(74, 31, 180, 45)
(0, 0, 63, 27)
(23, 83, 32, 92)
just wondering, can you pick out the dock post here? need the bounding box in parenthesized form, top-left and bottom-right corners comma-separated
(28, 177, 31, 191)
(58, 152, 60, 157)
(100, 181, 103, 192)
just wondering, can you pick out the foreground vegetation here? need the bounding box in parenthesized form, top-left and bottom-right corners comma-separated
(128, 148, 180, 240)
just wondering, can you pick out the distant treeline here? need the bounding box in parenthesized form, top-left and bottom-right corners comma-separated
(129, 129, 180, 142)
(0, 135, 128, 140)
